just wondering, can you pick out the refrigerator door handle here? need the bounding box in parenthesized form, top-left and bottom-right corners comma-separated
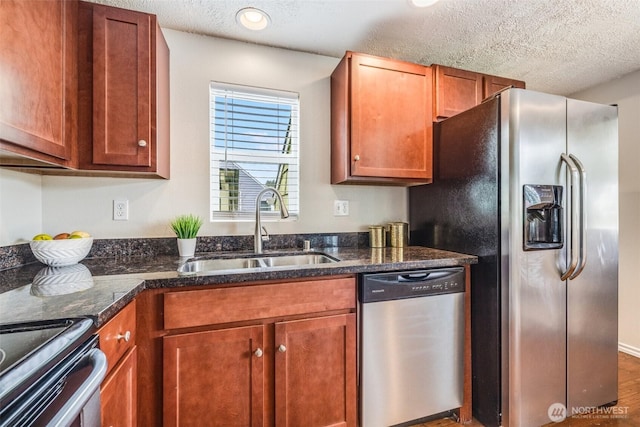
(560, 153, 580, 280)
(568, 153, 587, 279)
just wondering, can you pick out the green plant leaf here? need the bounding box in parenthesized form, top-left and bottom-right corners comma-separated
(170, 214, 203, 239)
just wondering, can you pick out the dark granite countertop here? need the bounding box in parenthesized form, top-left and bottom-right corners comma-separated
(0, 246, 476, 328)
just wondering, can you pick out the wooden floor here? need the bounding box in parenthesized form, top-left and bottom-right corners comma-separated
(414, 352, 640, 427)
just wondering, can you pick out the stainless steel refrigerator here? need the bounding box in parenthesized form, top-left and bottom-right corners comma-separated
(409, 89, 618, 427)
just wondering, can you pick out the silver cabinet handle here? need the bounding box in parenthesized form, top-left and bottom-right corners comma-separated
(138, 139, 147, 147)
(117, 331, 131, 342)
(278, 344, 286, 353)
(568, 153, 587, 280)
(354, 155, 360, 161)
(560, 154, 580, 281)
(254, 348, 263, 358)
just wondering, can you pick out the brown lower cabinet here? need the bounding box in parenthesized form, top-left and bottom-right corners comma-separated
(163, 314, 355, 427)
(164, 325, 265, 426)
(137, 276, 357, 427)
(99, 300, 137, 426)
(274, 315, 356, 427)
(101, 346, 137, 427)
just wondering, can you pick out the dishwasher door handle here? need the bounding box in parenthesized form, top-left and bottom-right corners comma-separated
(397, 270, 458, 282)
(398, 273, 431, 281)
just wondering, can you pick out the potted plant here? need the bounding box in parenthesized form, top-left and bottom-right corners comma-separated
(170, 214, 203, 257)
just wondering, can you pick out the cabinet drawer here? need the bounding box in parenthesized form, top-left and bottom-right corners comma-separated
(99, 300, 136, 374)
(164, 277, 356, 330)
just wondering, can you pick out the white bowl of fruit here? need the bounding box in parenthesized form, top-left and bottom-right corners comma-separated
(30, 231, 93, 267)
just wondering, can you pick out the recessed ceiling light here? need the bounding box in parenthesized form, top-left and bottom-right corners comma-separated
(409, 0, 440, 7)
(236, 7, 271, 31)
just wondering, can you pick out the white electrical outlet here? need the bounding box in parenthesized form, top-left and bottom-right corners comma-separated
(113, 199, 129, 221)
(334, 200, 349, 216)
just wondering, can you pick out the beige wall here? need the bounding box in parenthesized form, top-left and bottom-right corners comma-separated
(572, 70, 640, 356)
(0, 30, 408, 246)
(0, 169, 42, 243)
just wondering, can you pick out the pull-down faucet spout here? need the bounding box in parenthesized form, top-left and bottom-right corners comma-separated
(254, 188, 289, 254)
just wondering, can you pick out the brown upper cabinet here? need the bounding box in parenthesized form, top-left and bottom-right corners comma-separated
(433, 64, 525, 121)
(483, 74, 526, 100)
(0, 0, 78, 167)
(0, 0, 170, 178)
(78, 2, 170, 178)
(433, 65, 483, 121)
(331, 52, 433, 186)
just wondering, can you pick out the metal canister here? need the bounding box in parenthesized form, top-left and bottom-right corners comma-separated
(388, 222, 409, 247)
(369, 226, 386, 248)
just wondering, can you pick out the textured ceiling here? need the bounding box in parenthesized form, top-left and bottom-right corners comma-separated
(89, 0, 640, 95)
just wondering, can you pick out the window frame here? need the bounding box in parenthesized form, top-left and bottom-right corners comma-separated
(209, 82, 300, 222)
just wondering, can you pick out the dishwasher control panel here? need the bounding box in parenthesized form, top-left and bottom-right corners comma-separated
(360, 267, 465, 303)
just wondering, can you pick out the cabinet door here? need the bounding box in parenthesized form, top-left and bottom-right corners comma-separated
(0, 0, 76, 164)
(163, 325, 265, 427)
(483, 74, 526, 99)
(350, 54, 432, 181)
(433, 65, 483, 121)
(101, 346, 137, 427)
(91, 5, 152, 168)
(275, 314, 356, 427)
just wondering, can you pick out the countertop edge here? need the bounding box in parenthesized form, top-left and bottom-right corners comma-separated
(0, 246, 478, 328)
(93, 253, 477, 327)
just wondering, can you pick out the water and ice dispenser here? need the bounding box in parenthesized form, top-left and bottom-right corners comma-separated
(523, 184, 563, 250)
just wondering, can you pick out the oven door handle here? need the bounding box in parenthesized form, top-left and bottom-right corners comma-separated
(47, 348, 107, 427)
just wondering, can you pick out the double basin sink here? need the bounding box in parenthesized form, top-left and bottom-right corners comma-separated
(178, 251, 339, 275)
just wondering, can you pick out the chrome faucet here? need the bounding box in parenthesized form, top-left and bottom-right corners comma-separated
(254, 188, 289, 254)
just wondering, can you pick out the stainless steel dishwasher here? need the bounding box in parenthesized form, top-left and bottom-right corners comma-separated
(359, 267, 465, 427)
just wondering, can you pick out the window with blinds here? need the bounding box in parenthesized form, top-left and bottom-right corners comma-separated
(210, 82, 300, 221)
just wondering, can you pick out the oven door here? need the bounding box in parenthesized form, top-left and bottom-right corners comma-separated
(1, 336, 106, 427)
(0, 319, 107, 427)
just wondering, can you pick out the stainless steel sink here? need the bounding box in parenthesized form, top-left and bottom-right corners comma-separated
(177, 252, 339, 275)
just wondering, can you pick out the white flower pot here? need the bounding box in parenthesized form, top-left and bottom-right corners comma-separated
(177, 238, 197, 257)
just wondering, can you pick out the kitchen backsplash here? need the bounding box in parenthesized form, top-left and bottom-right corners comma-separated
(0, 232, 369, 271)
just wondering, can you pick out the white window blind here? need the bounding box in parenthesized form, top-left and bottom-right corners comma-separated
(210, 82, 300, 221)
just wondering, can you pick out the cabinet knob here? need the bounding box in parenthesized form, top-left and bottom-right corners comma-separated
(117, 331, 131, 342)
(254, 348, 263, 358)
(278, 344, 287, 353)
(138, 139, 147, 147)
(354, 155, 360, 161)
